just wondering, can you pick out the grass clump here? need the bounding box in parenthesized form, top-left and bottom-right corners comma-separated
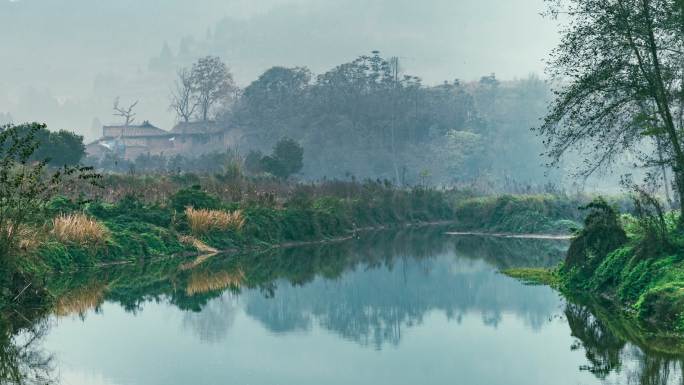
(185, 207, 245, 235)
(502, 268, 559, 286)
(52, 213, 109, 246)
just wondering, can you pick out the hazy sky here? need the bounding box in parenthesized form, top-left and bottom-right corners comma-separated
(0, 0, 559, 138)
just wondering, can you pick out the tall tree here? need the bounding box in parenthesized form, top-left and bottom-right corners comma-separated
(170, 68, 198, 123)
(236, 66, 312, 141)
(539, 0, 684, 219)
(190, 56, 235, 121)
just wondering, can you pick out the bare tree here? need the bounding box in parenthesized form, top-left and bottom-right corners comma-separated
(190, 56, 235, 121)
(170, 68, 198, 123)
(112, 97, 138, 127)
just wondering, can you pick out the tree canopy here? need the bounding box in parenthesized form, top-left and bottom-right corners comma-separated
(228, 51, 552, 187)
(539, 0, 684, 214)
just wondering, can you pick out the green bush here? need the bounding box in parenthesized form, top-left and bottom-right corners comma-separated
(454, 194, 581, 233)
(565, 198, 627, 274)
(169, 185, 221, 212)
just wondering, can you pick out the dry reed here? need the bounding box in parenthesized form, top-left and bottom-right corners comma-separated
(185, 207, 245, 234)
(52, 213, 109, 245)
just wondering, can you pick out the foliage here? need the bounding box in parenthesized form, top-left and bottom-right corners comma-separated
(553, 199, 684, 332)
(28, 126, 85, 167)
(539, 0, 684, 222)
(565, 198, 627, 276)
(501, 268, 559, 286)
(454, 194, 583, 234)
(229, 52, 554, 186)
(629, 186, 673, 259)
(255, 138, 304, 179)
(169, 186, 221, 212)
(190, 56, 235, 121)
(243, 150, 264, 174)
(0, 123, 98, 259)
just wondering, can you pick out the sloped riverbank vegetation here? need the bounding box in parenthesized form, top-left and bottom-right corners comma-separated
(507, 197, 684, 338)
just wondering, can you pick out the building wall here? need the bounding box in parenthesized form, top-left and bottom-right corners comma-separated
(92, 128, 243, 161)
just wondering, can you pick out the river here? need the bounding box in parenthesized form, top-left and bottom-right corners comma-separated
(5, 229, 683, 385)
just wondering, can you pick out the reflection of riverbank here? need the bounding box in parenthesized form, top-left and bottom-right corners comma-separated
(2, 227, 683, 384)
(0, 305, 55, 384)
(563, 296, 684, 384)
(448, 231, 573, 240)
(43, 227, 569, 317)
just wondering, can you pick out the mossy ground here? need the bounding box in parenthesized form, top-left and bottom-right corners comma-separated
(501, 267, 560, 286)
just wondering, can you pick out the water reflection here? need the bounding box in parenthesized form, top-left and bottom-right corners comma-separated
(243, 255, 559, 349)
(2, 229, 684, 384)
(0, 306, 54, 385)
(565, 300, 684, 385)
(182, 294, 239, 343)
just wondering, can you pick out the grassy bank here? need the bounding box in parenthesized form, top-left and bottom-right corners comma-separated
(1, 167, 599, 317)
(506, 198, 684, 336)
(22, 180, 455, 275)
(16, 175, 596, 276)
(452, 194, 584, 234)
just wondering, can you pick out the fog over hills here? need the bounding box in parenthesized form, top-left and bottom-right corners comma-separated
(0, 0, 558, 140)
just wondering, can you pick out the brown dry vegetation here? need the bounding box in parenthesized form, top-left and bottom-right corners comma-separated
(186, 270, 245, 296)
(52, 213, 109, 246)
(54, 283, 106, 317)
(185, 207, 245, 235)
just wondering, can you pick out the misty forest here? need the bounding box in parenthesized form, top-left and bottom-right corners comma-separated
(2, 0, 684, 384)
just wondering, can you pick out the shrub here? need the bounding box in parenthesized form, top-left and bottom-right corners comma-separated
(52, 213, 108, 246)
(185, 207, 245, 235)
(258, 138, 304, 179)
(170, 186, 221, 212)
(636, 283, 684, 330)
(0, 123, 99, 257)
(564, 198, 627, 275)
(630, 188, 672, 260)
(454, 194, 580, 233)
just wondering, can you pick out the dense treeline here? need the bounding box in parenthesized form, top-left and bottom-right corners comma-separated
(220, 52, 553, 186)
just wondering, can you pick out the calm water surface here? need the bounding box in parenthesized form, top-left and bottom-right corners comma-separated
(13, 230, 684, 385)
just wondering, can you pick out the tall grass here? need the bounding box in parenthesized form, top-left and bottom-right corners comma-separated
(52, 213, 108, 246)
(185, 207, 245, 235)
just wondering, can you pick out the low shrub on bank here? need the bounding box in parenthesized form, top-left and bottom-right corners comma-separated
(564, 198, 627, 276)
(454, 194, 583, 234)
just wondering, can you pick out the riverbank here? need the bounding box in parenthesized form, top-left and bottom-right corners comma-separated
(505, 198, 684, 339)
(17, 177, 591, 275)
(30, 181, 456, 274)
(2, 173, 598, 314)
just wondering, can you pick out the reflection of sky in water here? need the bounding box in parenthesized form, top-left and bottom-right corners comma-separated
(40, 237, 683, 385)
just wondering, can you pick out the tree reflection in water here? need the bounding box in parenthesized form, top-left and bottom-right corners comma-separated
(0, 307, 54, 385)
(10, 228, 684, 384)
(565, 302, 684, 385)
